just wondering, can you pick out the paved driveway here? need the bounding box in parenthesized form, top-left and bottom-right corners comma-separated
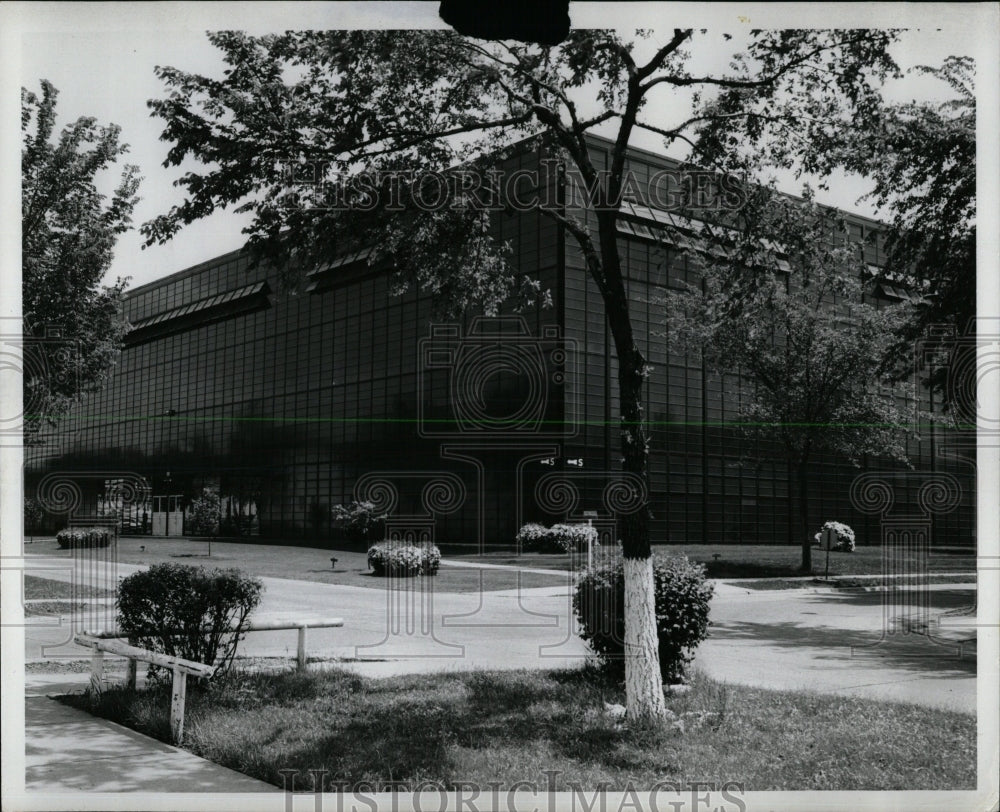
(20, 552, 978, 711)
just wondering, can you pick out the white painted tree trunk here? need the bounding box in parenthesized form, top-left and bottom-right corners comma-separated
(623, 556, 667, 722)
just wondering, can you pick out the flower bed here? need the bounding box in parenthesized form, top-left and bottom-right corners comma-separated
(56, 527, 113, 549)
(367, 542, 441, 577)
(516, 522, 599, 554)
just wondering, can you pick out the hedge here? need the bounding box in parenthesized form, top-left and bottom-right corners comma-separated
(56, 527, 112, 549)
(367, 542, 441, 577)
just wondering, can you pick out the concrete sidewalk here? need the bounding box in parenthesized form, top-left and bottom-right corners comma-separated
(24, 675, 277, 793)
(696, 584, 979, 713)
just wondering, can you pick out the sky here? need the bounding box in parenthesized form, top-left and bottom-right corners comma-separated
(6, 2, 999, 293)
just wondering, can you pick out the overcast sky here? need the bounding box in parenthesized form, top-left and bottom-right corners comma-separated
(6, 2, 998, 292)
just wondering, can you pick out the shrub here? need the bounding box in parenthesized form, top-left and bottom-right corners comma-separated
(116, 563, 263, 679)
(56, 527, 112, 549)
(367, 542, 441, 577)
(814, 521, 856, 552)
(187, 489, 221, 536)
(549, 523, 599, 553)
(517, 522, 599, 554)
(516, 522, 549, 551)
(573, 554, 714, 684)
(331, 500, 388, 544)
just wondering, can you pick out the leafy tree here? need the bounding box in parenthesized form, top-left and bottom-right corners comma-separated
(665, 186, 914, 571)
(21, 81, 141, 441)
(142, 28, 900, 722)
(691, 55, 975, 413)
(187, 488, 222, 536)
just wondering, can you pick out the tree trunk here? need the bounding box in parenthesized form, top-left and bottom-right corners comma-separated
(595, 209, 666, 722)
(623, 556, 666, 720)
(796, 460, 812, 572)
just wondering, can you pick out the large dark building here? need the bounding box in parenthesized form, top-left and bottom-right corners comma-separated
(26, 135, 975, 550)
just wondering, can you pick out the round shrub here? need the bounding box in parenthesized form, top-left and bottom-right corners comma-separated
(368, 542, 441, 577)
(56, 527, 112, 549)
(573, 554, 714, 684)
(116, 563, 263, 679)
(814, 521, 856, 552)
(516, 522, 549, 552)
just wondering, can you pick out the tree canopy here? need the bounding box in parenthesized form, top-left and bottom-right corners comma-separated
(21, 80, 141, 441)
(664, 185, 914, 569)
(141, 26, 904, 722)
(692, 54, 975, 411)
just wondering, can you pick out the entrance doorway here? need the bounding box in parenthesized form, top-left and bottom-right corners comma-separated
(151, 494, 184, 536)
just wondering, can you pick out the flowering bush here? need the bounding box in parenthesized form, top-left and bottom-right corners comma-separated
(574, 555, 714, 683)
(56, 527, 112, 549)
(331, 500, 388, 544)
(367, 542, 441, 577)
(515, 523, 549, 550)
(517, 522, 599, 554)
(814, 521, 856, 552)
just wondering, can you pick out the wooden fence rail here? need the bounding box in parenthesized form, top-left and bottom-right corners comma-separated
(74, 633, 214, 744)
(81, 616, 345, 671)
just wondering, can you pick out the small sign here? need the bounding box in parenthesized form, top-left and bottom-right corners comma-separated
(821, 527, 837, 551)
(582, 510, 599, 519)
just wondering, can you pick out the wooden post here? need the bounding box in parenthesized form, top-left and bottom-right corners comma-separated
(170, 666, 188, 745)
(297, 625, 307, 671)
(89, 650, 105, 693)
(125, 658, 138, 690)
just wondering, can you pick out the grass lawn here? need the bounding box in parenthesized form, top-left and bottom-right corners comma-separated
(61, 666, 975, 791)
(24, 574, 115, 600)
(741, 573, 978, 591)
(24, 538, 568, 593)
(22, 574, 116, 615)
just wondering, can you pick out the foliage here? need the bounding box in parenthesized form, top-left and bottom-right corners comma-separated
(187, 489, 222, 536)
(23, 496, 44, 533)
(814, 521, 856, 553)
(141, 26, 902, 719)
(664, 186, 913, 569)
(21, 81, 140, 440)
(331, 500, 387, 544)
(116, 563, 263, 678)
(367, 542, 441, 577)
(219, 513, 256, 537)
(517, 522, 598, 554)
(574, 555, 714, 684)
(56, 527, 112, 549)
(693, 56, 974, 411)
(515, 523, 549, 550)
